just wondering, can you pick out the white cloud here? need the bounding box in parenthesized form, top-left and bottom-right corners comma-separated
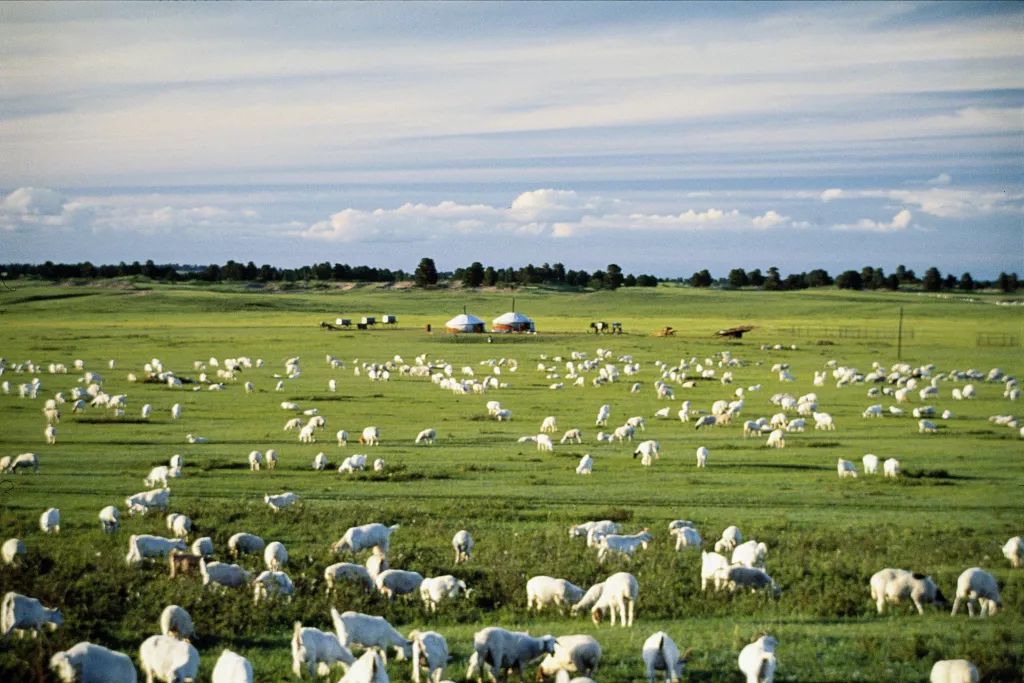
(752, 210, 789, 229)
(821, 188, 844, 202)
(832, 209, 913, 232)
(927, 172, 952, 185)
(2, 187, 67, 215)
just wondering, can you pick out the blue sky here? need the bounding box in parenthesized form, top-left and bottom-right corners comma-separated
(1, 1, 1021, 277)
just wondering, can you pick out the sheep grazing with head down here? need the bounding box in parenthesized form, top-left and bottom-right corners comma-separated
(467, 627, 556, 683)
(212, 649, 253, 683)
(1002, 536, 1023, 568)
(410, 630, 449, 683)
(138, 635, 198, 683)
(537, 634, 602, 681)
(160, 604, 195, 640)
(642, 631, 690, 683)
(589, 571, 639, 627)
(951, 567, 1002, 617)
(2, 591, 64, 638)
(452, 529, 473, 564)
(50, 642, 137, 683)
(292, 621, 355, 679)
(738, 634, 777, 683)
(929, 659, 979, 683)
(2, 539, 26, 566)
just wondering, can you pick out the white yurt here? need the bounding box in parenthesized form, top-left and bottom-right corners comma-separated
(445, 313, 486, 333)
(492, 310, 534, 333)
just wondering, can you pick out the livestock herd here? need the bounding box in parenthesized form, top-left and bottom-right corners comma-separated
(0, 342, 1021, 683)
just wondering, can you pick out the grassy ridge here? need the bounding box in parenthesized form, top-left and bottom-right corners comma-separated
(0, 282, 1022, 682)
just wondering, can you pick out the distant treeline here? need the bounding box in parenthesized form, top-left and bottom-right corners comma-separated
(0, 258, 1019, 293)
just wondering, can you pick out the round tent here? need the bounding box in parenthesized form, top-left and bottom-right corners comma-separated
(492, 311, 535, 333)
(445, 313, 486, 333)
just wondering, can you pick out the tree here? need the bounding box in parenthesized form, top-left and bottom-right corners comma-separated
(414, 257, 439, 287)
(606, 264, 624, 290)
(688, 269, 713, 287)
(805, 268, 832, 288)
(835, 270, 863, 290)
(623, 274, 637, 287)
(958, 272, 975, 291)
(728, 268, 749, 288)
(482, 266, 497, 287)
(747, 268, 765, 287)
(997, 272, 1019, 292)
(463, 262, 485, 288)
(922, 267, 942, 292)
(763, 266, 782, 290)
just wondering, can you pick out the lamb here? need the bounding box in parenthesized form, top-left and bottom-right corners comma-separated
(560, 429, 583, 444)
(264, 491, 298, 512)
(1, 591, 63, 638)
(596, 530, 653, 563)
(738, 635, 777, 683)
(44, 424, 57, 444)
(339, 454, 368, 473)
(540, 416, 558, 433)
(731, 540, 768, 568)
(337, 430, 350, 446)
(299, 425, 317, 444)
(126, 535, 187, 566)
(325, 562, 375, 593)
(883, 570, 947, 614)
(265, 449, 278, 470)
(627, 416, 646, 432)
(527, 576, 586, 613)
(359, 426, 380, 445)
(695, 446, 708, 468)
(284, 418, 304, 432)
(160, 605, 195, 640)
(929, 659, 979, 683)
(201, 558, 251, 589)
(228, 532, 265, 558)
(168, 551, 204, 579)
(185, 433, 207, 444)
(764, 429, 785, 448)
(415, 428, 437, 445)
(670, 525, 702, 550)
(452, 529, 474, 564)
(590, 571, 638, 626)
(138, 635, 199, 683)
(538, 635, 602, 680)
(338, 649, 388, 683)
(419, 575, 468, 612)
(3, 452, 38, 473)
(332, 523, 400, 555)
(785, 418, 806, 432)
(313, 452, 329, 470)
(869, 568, 909, 614)
(252, 570, 295, 604)
(373, 458, 385, 472)
(862, 454, 879, 475)
(292, 621, 355, 678)
(145, 466, 177, 488)
(410, 630, 449, 683)
(494, 409, 513, 422)
(212, 649, 253, 683)
(40, 507, 60, 533)
(467, 627, 556, 683)
(169, 454, 183, 470)
(330, 608, 412, 661)
(191, 537, 214, 558)
(125, 488, 170, 515)
(837, 458, 857, 479)
(375, 569, 424, 600)
(883, 458, 901, 478)
(50, 642, 137, 683)
(951, 567, 1002, 617)
(642, 631, 689, 683)
(536, 434, 554, 452)
(812, 412, 835, 430)
(264, 540, 288, 570)
(720, 566, 781, 597)
(2, 538, 26, 566)
(575, 454, 593, 475)
(595, 404, 611, 426)
(633, 440, 660, 461)
(1002, 536, 1023, 568)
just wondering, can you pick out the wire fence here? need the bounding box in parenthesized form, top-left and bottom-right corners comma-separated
(778, 326, 914, 341)
(976, 333, 1020, 347)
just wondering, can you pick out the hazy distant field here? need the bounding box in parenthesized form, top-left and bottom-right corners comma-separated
(1, 281, 1022, 682)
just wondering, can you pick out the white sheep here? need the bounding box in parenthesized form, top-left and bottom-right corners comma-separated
(560, 428, 583, 444)
(538, 635, 602, 681)
(765, 429, 785, 448)
(330, 608, 412, 661)
(467, 627, 556, 683)
(248, 451, 263, 471)
(536, 434, 554, 452)
(373, 458, 385, 471)
(700, 551, 730, 591)
(145, 465, 179, 488)
(862, 454, 879, 475)
(201, 558, 251, 589)
(339, 649, 388, 683)
(169, 454, 183, 470)
(332, 523, 399, 555)
(414, 428, 437, 445)
(590, 571, 638, 627)
(191, 537, 214, 558)
(452, 529, 473, 564)
(1, 591, 63, 638)
(339, 454, 367, 473)
(3, 452, 38, 473)
(883, 458, 901, 478)
(633, 440, 660, 461)
(252, 570, 295, 604)
(541, 416, 558, 433)
(813, 412, 835, 431)
(44, 424, 57, 444)
(264, 541, 288, 570)
(410, 630, 449, 683)
(951, 567, 1002, 617)
(695, 446, 708, 468)
(419, 575, 468, 612)
(366, 549, 389, 580)
(883, 570, 946, 614)
(50, 642, 137, 683)
(575, 454, 593, 475)
(595, 404, 611, 426)
(1002, 536, 1023, 568)
(375, 569, 424, 600)
(336, 430, 350, 446)
(527, 576, 586, 613)
(569, 520, 620, 540)
(670, 525, 702, 550)
(264, 491, 298, 512)
(2, 538, 26, 566)
(837, 458, 857, 479)
(929, 659, 979, 683)
(212, 649, 253, 683)
(325, 562, 375, 593)
(596, 530, 653, 563)
(166, 513, 191, 540)
(298, 425, 317, 443)
(292, 621, 355, 678)
(642, 631, 689, 683)
(360, 426, 380, 445)
(313, 452, 329, 470)
(39, 507, 60, 534)
(228, 532, 265, 558)
(731, 540, 768, 568)
(160, 604, 194, 640)
(719, 566, 781, 597)
(139, 635, 199, 683)
(265, 449, 278, 470)
(99, 505, 121, 534)
(126, 535, 187, 566)
(738, 634, 777, 683)
(918, 419, 938, 434)
(714, 525, 743, 554)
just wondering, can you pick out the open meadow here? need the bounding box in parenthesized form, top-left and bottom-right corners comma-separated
(1, 281, 1022, 682)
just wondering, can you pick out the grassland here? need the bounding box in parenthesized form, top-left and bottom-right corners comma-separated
(0, 280, 1022, 682)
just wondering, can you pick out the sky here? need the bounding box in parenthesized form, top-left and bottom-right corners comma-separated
(1, 1, 1022, 278)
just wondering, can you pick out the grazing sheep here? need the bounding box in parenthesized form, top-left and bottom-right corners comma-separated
(670, 525, 702, 551)
(366, 550, 389, 580)
(99, 506, 121, 533)
(695, 446, 708, 468)
(359, 426, 380, 446)
(375, 569, 424, 600)
(1, 591, 64, 638)
(336, 430, 350, 446)
(590, 571, 638, 627)
(166, 513, 191, 540)
(951, 567, 1002, 617)
(264, 491, 298, 512)
(40, 507, 60, 534)
(168, 551, 204, 579)
(541, 416, 558, 433)
(410, 630, 449, 683)
(145, 466, 177, 489)
(125, 535, 188, 566)
(538, 635, 602, 680)
(50, 641, 137, 683)
(332, 523, 400, 555)
(642, 631, 689, 683)
(595, 404, 611, 426)
(264, 541, 288, 570)
(633, 440, 660, 461)
(883, 458, 901, 478)
(339, 454, 368, 473)
(228, 533, 265, 558)
(560, 429, 583, 444)
(212, 649, 252, 683)
(3, 452, 38, 473)
(536, 434, 555, 452)
(313, 452, 329, 470)
(1002, 536, 1023, 568)
(330, 608, 412, 661)
(138, 635, 199, 683)
(248, 451, 263, 471)
(191, 537, 214, 558)
(883, 570, 947, 614)
(596, 531, 653, 563)
(467, 627, 556, 683)
(338, 649, 388, 683)
(575, 454, 593, 475)
(325, 562, 375, 593)
(837, 458, 857, 479)
(201, 558, 251, 589)
(918, 419, 939, 434)
(527, 576, 586, 613)
(292, 621, 355, 678)
(765, 429, 785, 449)
(2, 539, 26, 566)
(929, 659, 979, 683)
(44, 425, 57, 444)
(160, 605, 195, 640)
(373, 458, 385, 472)
(125, 488, 170, 516)
(738, 635, 777, 683)
(569, 520, 621, 540)
(862, 454, 879, 475)
(419, 575, 468, 612)
(415, 428, 437, 445)
(731, 541, 767, 568)
(812, 412, 835, 431)
(720, 567, 781, 597)
(452, 529, 473, 564)
(265, 449, 278, 470)
(252, 570, 295, 604)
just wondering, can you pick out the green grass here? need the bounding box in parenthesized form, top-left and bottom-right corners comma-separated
(0, 281, 1022, 681)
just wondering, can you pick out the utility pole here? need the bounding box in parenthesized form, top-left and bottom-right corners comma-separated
(897, 307, 904, 361)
